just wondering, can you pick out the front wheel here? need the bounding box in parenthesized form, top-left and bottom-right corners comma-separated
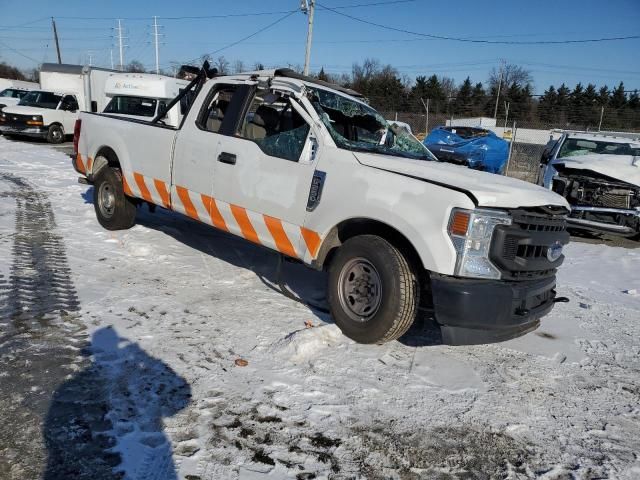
(93, 166, 137, 230)
(46, 124, 64, 144)
(327, 235, 419, 344)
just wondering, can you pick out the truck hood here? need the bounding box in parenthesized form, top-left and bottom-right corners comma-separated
(354, 152, 569, 209)
(1, 105, 57, 116)
(551, 153, 640, 187)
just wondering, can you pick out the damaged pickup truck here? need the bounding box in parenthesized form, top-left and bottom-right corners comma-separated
(541, 131, 640, 238)
(74, 64, 571, 345)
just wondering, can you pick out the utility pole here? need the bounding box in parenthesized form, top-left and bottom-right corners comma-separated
(152, 16, 163, 74)
(87, 51, 93, 66)
(51, 17, 62, 64)
(420, 97, 430, 135)
(116, 19, 125, 71)
(110, 49, 114, 69)
(301, 0, 315, 76)
(494, 59, 504, 119)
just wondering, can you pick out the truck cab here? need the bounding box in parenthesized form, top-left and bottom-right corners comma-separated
(74, 67, 571, 345)
(0, 90, 79, 143)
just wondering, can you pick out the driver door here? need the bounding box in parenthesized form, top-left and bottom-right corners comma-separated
(212, 87, 320, 260)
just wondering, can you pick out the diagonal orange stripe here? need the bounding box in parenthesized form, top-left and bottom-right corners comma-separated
(86, 157, 93, 172)
(122, 175, 133, 196)
(264, 215, 297, 258)
(76, 153, 85, 173)
(201, 194, 228, 231)
(301, 227, 321, 258)
(176, 186, 199, 220)
(154, 179, 171, 209)
(230, 205, 260, 245)
(133, 172, 152, 202)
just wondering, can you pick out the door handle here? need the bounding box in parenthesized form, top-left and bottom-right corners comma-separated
(218, 152, 236, 165)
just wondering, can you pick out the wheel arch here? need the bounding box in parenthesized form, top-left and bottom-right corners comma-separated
(315, 217, 424, 275)
(91, 146, 120, 179)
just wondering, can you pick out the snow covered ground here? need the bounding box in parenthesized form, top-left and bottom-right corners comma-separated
(0, 135, 639, 479)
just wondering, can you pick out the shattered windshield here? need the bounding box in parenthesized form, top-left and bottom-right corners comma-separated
(306, 86, 436, 161)
(559, 138, 640, 157)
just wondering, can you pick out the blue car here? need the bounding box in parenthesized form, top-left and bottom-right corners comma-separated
(424, 126, 509, 174)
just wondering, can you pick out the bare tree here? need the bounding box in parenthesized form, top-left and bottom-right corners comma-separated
(214, 56, 230, 75)
(439, 76, 457, 99)
(232, 60, 245, 74)
(489, 63, 532, 90)
(125, 60, 145, 73)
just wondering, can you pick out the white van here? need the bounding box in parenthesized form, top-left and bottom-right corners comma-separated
(0, 63, 115, 143)
(0, 79, 39, 110)
(103, 73, 189, 127)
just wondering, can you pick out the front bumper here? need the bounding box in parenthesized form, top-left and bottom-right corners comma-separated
(0, 124, 48, 138)
(567, 206, 640, 236)
(430, 274, 558, 345)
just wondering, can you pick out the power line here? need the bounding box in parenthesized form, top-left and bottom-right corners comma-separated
(182, 10, 298, 65)
(0, 39, 41, 63)
(316, 2, 640, 45)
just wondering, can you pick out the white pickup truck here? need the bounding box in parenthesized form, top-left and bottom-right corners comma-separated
(74, 66, 570, 345)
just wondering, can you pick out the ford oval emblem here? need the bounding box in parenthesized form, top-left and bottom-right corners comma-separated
(547, 242, 563, 262)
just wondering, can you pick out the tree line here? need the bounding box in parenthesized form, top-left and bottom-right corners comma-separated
(2, 57, 638, 131)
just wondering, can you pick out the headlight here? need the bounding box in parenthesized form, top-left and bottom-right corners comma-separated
(448, 208, 511, 279)
(26, 115, 44, 126)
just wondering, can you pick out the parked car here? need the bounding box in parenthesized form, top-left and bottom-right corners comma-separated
(424, 126, 510, 174)
(73, 66, 570, 345)
(0, 63, 115, 143)
(540, 130, 640, 238)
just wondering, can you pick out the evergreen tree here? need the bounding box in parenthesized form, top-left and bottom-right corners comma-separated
(569, 83, 585, 124)
(318, 67, 329, 82)
(597, 85, 610, 106)
(538, 85, 558, 123)
(454, 77, 473, 115)
(470, 82, 486, 117)
(610, 82, 626, 109)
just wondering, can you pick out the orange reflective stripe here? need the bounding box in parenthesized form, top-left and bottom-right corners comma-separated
(264, 215, 296, 258)
(154, 179, 171, 209)
(76, 153, 85, 173)
(230, 205, 260, 245)
(201, 194, 228, 231)
(86, 157, 93, 172)
(301, 227, 321, 258)
(176, 186, 199, 220)
(122, 175, 133, 196)
(133, 172, 152, 202)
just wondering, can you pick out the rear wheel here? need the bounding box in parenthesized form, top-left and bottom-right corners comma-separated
(46, 124, 64, 144)
(327, 235, 419, 344)
(93, 166, 137, 230)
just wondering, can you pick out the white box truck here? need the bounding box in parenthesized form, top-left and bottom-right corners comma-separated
(103, 73, 189, 127)
(0, 63, 115, 143)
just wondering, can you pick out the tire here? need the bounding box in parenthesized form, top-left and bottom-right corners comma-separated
(93, 167, 137, 230)
(46, 124, 65, 144)
(327, 235, 419, 344)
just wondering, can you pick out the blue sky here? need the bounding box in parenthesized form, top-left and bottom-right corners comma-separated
(0, 0, 638, 94)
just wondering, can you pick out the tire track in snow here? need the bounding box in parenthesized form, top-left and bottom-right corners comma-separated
(0, 172, 104, 479)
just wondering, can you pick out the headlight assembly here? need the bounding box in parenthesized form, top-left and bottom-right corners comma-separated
(448, 208, 511, 279)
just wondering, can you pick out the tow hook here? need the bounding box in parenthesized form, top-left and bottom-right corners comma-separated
(77, 177, 89, 185)
(554, 296, 570, 303)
